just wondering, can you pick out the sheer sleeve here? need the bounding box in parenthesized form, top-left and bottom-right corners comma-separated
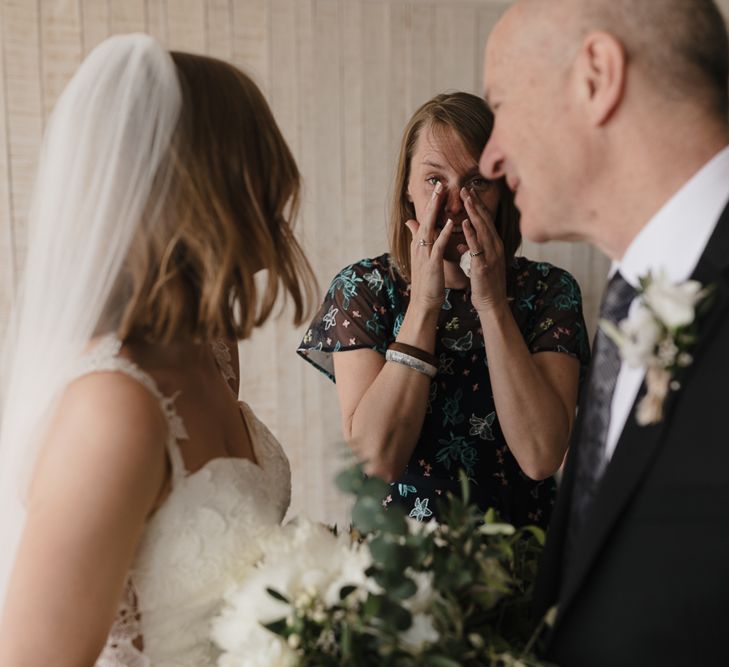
(297, 255, 401, 382)
(514, 261, 591, 369)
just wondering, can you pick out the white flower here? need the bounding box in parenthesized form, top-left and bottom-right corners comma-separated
(212, 518, 380, 663)
(642, 270, 704, 329)
(405, 516, 440, 536)
(398, 612, 440, 652)
(601, 304, 661, 368)
(213, 589, 296, 667)
(403, 569, 435, 614)
(600, 271, 711, 426)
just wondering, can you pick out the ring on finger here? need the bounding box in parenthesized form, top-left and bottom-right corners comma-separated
(469, 249, 484, 257)
(419, 239, 434, 246)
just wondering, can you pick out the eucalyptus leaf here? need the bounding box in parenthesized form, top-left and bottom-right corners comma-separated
(424, 656, 463, 667)
(265, 587, 290, 603)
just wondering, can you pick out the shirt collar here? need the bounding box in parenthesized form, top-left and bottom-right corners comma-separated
(614, 144, 729, 287)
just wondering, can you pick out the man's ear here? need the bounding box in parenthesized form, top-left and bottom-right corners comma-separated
(574, 31, 627, 126)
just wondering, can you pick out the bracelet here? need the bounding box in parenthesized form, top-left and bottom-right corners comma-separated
(385, 349, 438, 379)
(387, 342, 438, 368)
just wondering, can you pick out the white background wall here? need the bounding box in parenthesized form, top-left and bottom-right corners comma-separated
(1, 0, 727, 524)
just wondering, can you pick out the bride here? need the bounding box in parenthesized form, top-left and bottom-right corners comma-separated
(0, 34, 314, 665)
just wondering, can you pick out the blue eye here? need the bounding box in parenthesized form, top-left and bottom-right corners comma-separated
(426, 176, 441, 186)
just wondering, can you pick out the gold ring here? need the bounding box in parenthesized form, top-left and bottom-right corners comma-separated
(469, 250, 484, 257)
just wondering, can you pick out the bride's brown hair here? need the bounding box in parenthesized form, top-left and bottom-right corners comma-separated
(118, 52, 316, 343)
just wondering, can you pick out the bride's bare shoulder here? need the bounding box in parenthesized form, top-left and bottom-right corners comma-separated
(32, 371, 169, 491)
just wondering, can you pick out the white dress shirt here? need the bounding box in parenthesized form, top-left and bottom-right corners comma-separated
(604, 144, 729, 461)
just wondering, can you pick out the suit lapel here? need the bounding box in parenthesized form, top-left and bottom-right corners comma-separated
(553, 202, 729, 627)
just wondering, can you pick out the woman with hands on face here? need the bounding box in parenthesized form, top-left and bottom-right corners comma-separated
(298, 92, 590, 526)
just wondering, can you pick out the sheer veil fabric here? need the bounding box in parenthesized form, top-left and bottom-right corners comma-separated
(0, 34, 181, 610)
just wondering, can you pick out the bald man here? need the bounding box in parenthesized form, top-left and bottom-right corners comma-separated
(481, 1, 729, 664)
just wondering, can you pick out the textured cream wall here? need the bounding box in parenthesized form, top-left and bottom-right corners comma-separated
(1, 0, 727, 524)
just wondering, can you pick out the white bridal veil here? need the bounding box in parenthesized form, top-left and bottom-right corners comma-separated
(0, 34, 181, 608)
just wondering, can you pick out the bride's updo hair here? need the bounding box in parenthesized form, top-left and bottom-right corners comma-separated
(118, 52, 316, 344)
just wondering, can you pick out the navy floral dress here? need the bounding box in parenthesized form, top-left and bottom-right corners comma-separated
(298, 253, 590, 528)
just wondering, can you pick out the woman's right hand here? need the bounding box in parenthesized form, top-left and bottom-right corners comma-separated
(404, 182, 454, 313)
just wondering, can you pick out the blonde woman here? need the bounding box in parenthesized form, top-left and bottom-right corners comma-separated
(299, 92, 589, 527)
(0, 36, 314, 664)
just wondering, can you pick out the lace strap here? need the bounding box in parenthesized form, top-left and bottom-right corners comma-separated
(71, 335, 189, 482)
(210, 338, 237, 392)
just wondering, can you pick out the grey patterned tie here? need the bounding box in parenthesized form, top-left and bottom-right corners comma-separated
(567, 272, 636, 554)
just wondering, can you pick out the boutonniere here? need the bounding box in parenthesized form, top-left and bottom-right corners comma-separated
(600, 270, 714, 426)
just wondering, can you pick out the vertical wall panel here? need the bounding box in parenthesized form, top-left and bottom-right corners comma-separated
(360, 2, 390, 264)
(341, 0, 365, 254)
(231, 0, 268, 92)
(0, 2, 14, 341)
(40, 0, 82, 120)
(205, 0, 232, 60)
(433, 4, 477, 94)
(167, 0, 205, 52)
(81, 0, 110, 55)
(144, 0, 167, 44)
(4, 0, 43, 275)
(405, 2, 434, 114)
(386, 3, 409, 165)
(110, 0, 144, 33)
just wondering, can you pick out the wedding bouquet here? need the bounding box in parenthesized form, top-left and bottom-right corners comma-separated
(211, 467, 551, 666)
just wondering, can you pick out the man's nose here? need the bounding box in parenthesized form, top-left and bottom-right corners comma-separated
(480, 137, 505, 179)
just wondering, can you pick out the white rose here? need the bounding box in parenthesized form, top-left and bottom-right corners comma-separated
(614, 304, 662, 368)
(398, 612, 440, 652)
(642, 272, 703, 329)
(402, 569, 435, 614)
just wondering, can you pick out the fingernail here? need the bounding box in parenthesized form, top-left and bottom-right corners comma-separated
(446, 218, 453, 226)
(434, 182, 443, 194)
(462, 218, 469, 226)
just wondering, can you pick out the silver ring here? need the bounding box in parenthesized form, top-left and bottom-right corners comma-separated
(469, 250, 484, 257)
(419, 239, 434, 246)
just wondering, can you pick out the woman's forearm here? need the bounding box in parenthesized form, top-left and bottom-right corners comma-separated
(346, 305, 439, 481)
(478, 302, 578, 479)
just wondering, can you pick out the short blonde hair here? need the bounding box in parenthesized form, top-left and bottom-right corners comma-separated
(389, 92, 521, 282)
(118, 52, 315, 343)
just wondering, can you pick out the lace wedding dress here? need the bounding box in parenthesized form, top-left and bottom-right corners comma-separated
(76, 336, 292, 666)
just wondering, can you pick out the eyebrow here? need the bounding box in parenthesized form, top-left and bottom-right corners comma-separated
(422, 160, 481, 177)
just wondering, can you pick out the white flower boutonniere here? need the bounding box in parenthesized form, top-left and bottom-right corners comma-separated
(600, 270, 713, 426)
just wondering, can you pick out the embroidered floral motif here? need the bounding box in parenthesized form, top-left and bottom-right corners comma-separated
(442, 330, 473, 352)
(409, 497, 433, 521)
(323, 305, 339, 330)
(469, 412, 496, 441)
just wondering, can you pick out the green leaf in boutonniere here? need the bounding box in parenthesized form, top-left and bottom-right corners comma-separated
(601, 270, 714, 426)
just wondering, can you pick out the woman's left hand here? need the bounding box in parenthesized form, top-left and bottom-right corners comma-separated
(458, 186, 508, 316)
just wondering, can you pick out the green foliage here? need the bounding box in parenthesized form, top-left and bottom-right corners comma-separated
(269, 464, 553, 666)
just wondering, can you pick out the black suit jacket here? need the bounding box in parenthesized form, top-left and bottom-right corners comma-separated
(535, 201, 729, 666)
